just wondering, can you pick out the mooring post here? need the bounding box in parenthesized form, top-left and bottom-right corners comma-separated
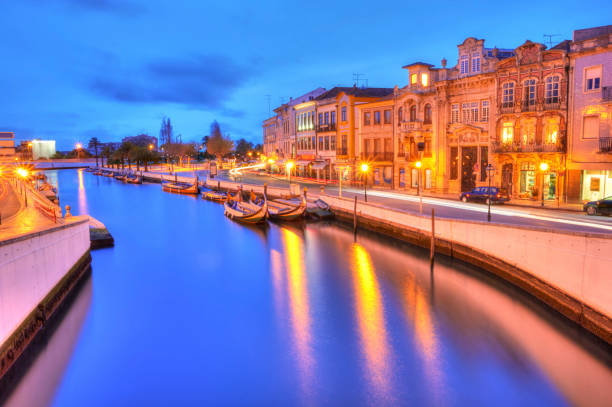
(217, 180, 220, 191)
(303, 186, 308, 201)
(430, 208, 435, 266)
(175, 173, 178, 183)
(264, 183, 268, 198)
(353, 195, 358, 235)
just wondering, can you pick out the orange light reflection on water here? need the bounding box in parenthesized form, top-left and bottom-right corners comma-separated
(350, 243, 391, 399)
(77, 169, 88, 214)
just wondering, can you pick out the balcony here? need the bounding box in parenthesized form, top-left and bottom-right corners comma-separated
(492, 140, 565, 153)
(316, 123, 337, 132)
(603, 87, 612, 103)
(361, 152, 394, 162)
(600, 137, 612, 153)
(399, 120, 423, 132)
(521, 100, 536, 112)
(499, 102, 515, 114)
(543, 98, 560, 111)
(336, 147, 348, 156)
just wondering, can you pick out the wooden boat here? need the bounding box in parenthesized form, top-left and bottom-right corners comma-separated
(161, 179, 199, 194)
(306, 198, 334, 220)
(84, 167, 95, 172)
(125, 173, 142, 184)
(267, 197, 307, 221)
(224, 193, 267, 224)
(202, 190, 227, 202)
(102, 170, 115, 177)
(115, 173, 127, 181)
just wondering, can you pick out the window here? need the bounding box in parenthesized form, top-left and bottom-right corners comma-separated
(460, 55, 468, 74)
(585, 66, 602, 91)
(470, 102, 479, 122)
(424, 136, 432, 157)
(481, 100, 489, 122)
(398, 107, 403, 122)
(374, 111, 381, 124)
(424, 104, 431, 124)
(410, 105, 417, 121)
(411, 168, 419, 188)
(520, 162, 536, 194)
(502, 82, 514, 107)
(480, 146, 488, 182)
(471, 53, 481, 73)
(545, 76, 559, 104)
(325, 136, 330, 150)
(318, 113, 323, 125)
(521, 118, 536, 145)
(462, 103, 470, 122)
(451, 104, 459, 123)
(364, 112, 371, 125)
(384, 109, 392, 124)
(421, 73, 429, 87)
(502, 122, 514, 143)
(524, 79, 536, 105)
(331, 111, 336, 124)
(341, 106, 347, 121)
(312, 136, 315, 149)
(583, 115, 600, 139)
(324, 112, 329, 124)
(319, 137, 323, 150)
(450, 147, 458, 180)
(330, 136, 336, 151)
(411, 73, 417, 84)
(543, 117, 560, 144)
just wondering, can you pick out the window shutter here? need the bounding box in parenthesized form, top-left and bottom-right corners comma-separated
(583, 115, 600, 139)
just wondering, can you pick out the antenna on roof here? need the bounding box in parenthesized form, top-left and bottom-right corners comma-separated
(265, 94, 271, 115)
(352, 73, 368, 89)
(543, 34, 561, 49)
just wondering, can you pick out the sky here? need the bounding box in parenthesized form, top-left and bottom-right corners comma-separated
(1, 0, 610, 150)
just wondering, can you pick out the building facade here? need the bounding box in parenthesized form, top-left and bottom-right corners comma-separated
(262, 116, 278, 157)
(0, 132, 15, 160)
(567, 25, 612, 202)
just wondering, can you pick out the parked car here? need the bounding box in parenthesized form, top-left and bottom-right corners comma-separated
(460, 187, 510, 204)
(583, 196, 612, 216)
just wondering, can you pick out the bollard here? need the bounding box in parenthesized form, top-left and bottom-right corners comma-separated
(353, 195, 358, 235)
(65, 205, 72, 218)
(303, 186, 308, 201)
(430, 208, 435, 266)
(217, 180, 221, 191)
(320, 185, 325, 195)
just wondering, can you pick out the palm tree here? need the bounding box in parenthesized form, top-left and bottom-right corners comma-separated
(88, 137, 101, 168)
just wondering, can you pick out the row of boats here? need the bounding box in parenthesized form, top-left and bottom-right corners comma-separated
(86, 167, 331, 224)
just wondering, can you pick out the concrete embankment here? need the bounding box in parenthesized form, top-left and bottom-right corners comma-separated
(203, 178, 612, 345)
(0, 217, 91, 385)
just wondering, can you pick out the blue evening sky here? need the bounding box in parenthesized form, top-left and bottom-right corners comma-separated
(1, 0, 610, 150)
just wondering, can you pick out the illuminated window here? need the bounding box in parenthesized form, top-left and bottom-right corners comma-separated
(471, 53, 480, 73)
(524, 79, 536, 105)
(411, 73, 417, 84)
(585, 66, 601, 91)
(421, 73, 429, 86)
(374, 111, 381, 124)
(481, 100, 489, 122)
(451, 104, 459, 123)
(521, 119, 536, 145)
(502, 82, 514, 107)
(364, 112, 371, 125)
(460, 55, 468, 74)
(502, 122, 514, 143)
(544, 117, 560, 144)
(341, 106, 347, 121)
(545, 76, 559, 104)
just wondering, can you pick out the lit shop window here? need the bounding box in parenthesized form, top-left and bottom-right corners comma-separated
(502, 122, 514, 144)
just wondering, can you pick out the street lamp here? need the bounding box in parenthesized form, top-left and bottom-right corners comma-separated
(75, 143, 82, 160)
(286, 161, 294, 185)
(416, 161, 423, 214)
(148, 144, 154, 151)
(486, 163, 494, 222)
(360, 162, 369, 202)
(540, 162, 549, 207)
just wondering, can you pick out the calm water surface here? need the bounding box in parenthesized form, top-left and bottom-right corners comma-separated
(5, 169, 612, 407)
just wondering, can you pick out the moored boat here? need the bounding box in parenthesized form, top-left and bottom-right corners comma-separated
(125, 173, 142, 184)
(224, 192, 267, 224)
(203, 190, 227, 202)
(102, 170, 115, 177)
(161, 175, 199, 194)
(267, 197, 307, 221)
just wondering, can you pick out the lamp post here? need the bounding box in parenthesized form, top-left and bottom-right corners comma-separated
(416, 161, 422, 214)
(540, 162, 548, 207)
(75, 143, 82, 160)
(360, 163, 369, 202)
(486, 163, 494, 222)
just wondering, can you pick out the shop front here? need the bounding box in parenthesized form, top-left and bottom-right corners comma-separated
(580, 170, 612, 202)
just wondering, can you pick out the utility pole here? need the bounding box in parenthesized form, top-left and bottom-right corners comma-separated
(543, 34, 561, 49)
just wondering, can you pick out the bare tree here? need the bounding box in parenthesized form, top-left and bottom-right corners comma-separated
(159, 117, 173, 146)
(206, 121, 233, 159)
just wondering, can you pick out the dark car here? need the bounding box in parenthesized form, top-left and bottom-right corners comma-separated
(460, 187, 510, 204)
(583, 196, 612, 216)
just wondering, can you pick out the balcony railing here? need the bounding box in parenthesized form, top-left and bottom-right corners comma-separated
(500, 102, 515, 114)
(316, 123, 337, 132)
(600, 137, 612, 153)
(603, 87, 612, 102)
(361, 152, 394, 162)
(521, 100, 536, 112)
(336, 147, 348, 156)
(543, 98, 560, 110)
(400, 120, 423, 132)
(492, 140, 565, 153)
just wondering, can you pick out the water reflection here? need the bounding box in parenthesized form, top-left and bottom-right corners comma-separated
(350, 243, 391, 401)
(77, 169, 88, 215)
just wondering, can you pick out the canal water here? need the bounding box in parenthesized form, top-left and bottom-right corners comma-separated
(5, 169, 612, 407)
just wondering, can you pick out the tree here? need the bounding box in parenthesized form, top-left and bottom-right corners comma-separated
(159, 117, 173, 146)
(234, 138, 254, 158)
(101, 144, 115, 167)
(206, 121, 233, 159)
(88, 137, 101, 167)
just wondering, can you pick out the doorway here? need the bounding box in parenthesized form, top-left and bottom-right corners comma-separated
(461, 146, 477, 192)
(502, 163, 513, 195)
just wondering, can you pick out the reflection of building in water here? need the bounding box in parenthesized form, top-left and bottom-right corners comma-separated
(4, 276, 93, 407)
(350, 243, 391, 400)
(279, 228, 313, 398)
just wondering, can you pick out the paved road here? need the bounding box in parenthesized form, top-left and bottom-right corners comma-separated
(216, 172, 612, 235)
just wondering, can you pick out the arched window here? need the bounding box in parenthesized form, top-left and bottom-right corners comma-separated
(523, 79, 536, 106)
(424, 104, 432, 124)
(502, 82, 515, 108)
(545, 76, 560, 104)
(410, 105, 417, 122)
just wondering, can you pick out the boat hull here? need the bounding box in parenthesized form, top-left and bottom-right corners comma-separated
(203, 191, 226, 202)
(224, 200, 267, 224)
(268, 199, 306, 221)
(162, 182, 199, 195)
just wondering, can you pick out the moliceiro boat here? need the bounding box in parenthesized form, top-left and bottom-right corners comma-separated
(267, 197, 307, 221)
(125, 173, 143, 184)
(203, 190, 227, 202)
(161, 175, 199, 195)
(224, 190, 267, 224)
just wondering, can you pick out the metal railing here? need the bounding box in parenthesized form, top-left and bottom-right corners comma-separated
(361, 152, 394, 162)
(499, 102, 515, 114)
(399, 120, 423, 131)
(336, 147, 348, 156)
(599, 137, 612, 153)
(316, 123, 337, 132)
(492, 140, 565, 153)
(603, 86, 612, 102)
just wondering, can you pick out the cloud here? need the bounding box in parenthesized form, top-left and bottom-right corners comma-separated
(89, 55, 253, 111)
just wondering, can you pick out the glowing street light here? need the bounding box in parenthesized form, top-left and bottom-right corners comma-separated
(16, 168, 29, 178)
(360, 162, 369, 202)
(286, 161, 294, 184)
(149, 144, 154, 150)
(540, 162, 549, 207)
